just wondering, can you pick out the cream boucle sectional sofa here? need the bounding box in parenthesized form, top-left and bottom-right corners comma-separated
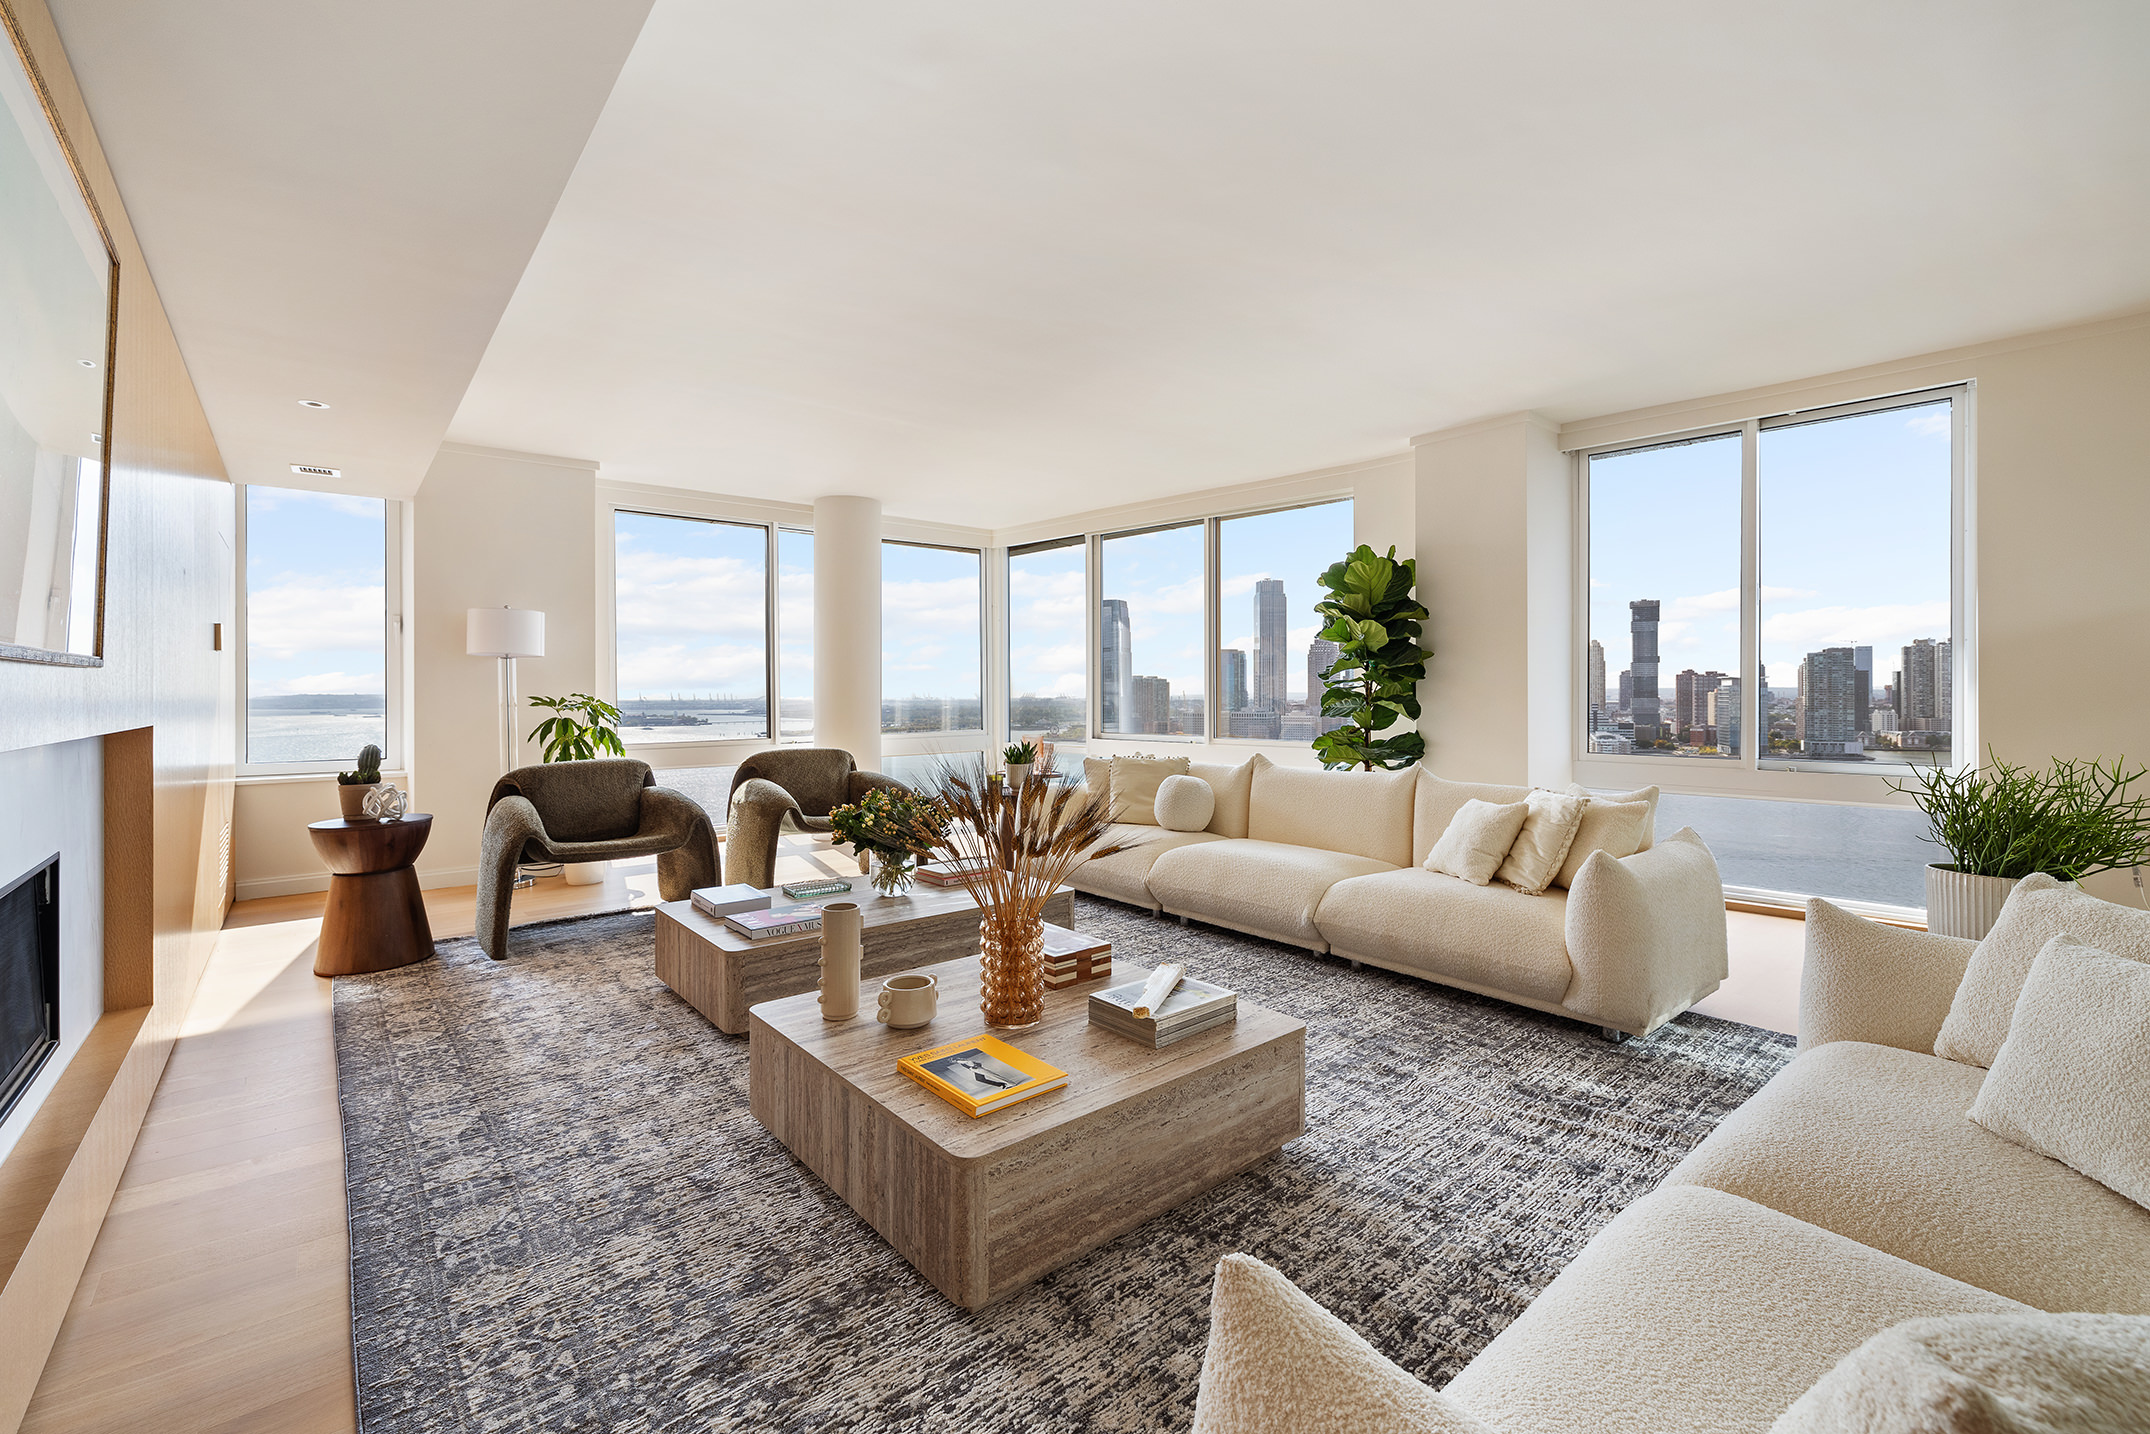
(1072, 757, 1729, 1038)
(1191, 892, 2150, 1433)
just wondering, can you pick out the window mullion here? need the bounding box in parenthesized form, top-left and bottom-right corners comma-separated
(764, 522, 779, 742)
(1740, 418, 1760, 771)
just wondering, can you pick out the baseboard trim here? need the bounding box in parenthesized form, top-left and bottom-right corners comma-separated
(236, 862, 484, 902)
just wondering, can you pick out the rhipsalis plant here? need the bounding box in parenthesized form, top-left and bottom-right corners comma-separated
(1889, 751, 2150, 881)
(525, 693, 627, 763)
(1310, 544, 1431, 771)
(337, 744, 383, 786)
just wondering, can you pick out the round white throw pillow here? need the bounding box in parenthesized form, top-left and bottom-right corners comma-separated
(1153, 774, 1215, 832)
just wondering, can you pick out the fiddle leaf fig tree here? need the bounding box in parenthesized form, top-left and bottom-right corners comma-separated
(1311, 544, 1431, 771)
(526, 693, 627, 764)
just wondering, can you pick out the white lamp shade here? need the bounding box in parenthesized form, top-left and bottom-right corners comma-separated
(467, 607, 544, 658)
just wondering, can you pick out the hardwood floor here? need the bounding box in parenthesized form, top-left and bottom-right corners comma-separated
(19, 836, 1799, 1432)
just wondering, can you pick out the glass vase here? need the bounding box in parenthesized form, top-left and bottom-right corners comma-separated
(869, 850, 917, 897)
(978, 913, 1046, 1030)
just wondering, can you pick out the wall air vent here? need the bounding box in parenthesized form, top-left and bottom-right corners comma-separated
(290, 464, 342, 478)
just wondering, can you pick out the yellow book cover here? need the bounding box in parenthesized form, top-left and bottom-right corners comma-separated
(898, 1034, 1069, 1118)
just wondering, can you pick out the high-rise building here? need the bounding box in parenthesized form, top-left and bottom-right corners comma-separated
(1305, 639, 1340, 711)
(1852, 646, 1873, 737)
(1799, 647, 1862, 754)
(1587, 639, 1606, 716)
(1629, 600, 1661, 741)
(1100, 598, 1133, 731)
(1253, 578, 1287, 712)
(1129, 674, 1171, 734)
(1675, 669, 1723, 738)
(1708, 677, 1742, 755)
(1897, 638, 1951, 733)
(1618, 669, 1633, 712)
(1219, 649, 1248, 713)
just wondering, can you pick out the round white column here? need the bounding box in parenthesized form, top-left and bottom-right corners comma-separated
(812, 495, 882, 770)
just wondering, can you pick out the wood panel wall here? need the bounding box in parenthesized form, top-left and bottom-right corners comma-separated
(0, 0, 236, 1427)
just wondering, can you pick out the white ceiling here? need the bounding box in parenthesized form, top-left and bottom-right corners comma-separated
(53, 3, 2150, 522)
(46, 0, 655, 498)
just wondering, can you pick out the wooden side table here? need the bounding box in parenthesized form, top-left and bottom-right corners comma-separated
(308, 815, 435, 977)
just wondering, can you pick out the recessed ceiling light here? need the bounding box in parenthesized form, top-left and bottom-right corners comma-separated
(299, 399, 330, 409)
(76, 359, 96, 368)
(291, 463, 341, 478)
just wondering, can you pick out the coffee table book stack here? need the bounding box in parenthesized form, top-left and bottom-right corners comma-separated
(724, 904, 824, 940)
(1089, 975, 1238, 1047)
(690, 883, 770, 918)
(1041, 923, 1112, 990)
(897, 1034, 1069, 1116)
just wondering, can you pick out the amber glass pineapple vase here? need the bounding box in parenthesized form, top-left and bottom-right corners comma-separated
(978, 913, 1046, 1029)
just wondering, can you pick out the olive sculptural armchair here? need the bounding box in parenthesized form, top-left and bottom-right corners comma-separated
(477, 759, 719, 960)
(724, 748, 905, 834)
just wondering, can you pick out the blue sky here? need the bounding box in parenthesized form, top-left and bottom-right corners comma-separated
(244, 486, 384, 698)
(1590, 400, 1952, 694)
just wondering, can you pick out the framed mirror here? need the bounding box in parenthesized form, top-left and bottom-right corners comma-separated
(0, 12, 116, 666)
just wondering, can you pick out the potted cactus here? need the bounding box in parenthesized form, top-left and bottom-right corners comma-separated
(1002, 739, 1039, 789)
(337, 744, 384, 820)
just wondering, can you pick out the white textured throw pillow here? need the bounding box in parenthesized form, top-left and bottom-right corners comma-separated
(1554, 797, 1652, 889)
(1770, 1311, 2150, 1434)
(1935, 873, 2150, 1068)
(1193, 1254, 1497, 1434)
(1495, 790, 1588, 896)
(1969, 934, 2150, 1211)
(1424, 799, 1530, 886)
(1154, 774, 1217, 833)
(1567, 782, 1659, 851)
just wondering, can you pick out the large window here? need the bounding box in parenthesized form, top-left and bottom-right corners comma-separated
(1098, 523, 1205, 738)
(777, 528, 813, 739)
(241, 485, 393, 769)
(882, 541, 982, 734)
(1008, 537, 1086, 749)
(613, 511, 768, 741)
(1217, 500, 1355, 743)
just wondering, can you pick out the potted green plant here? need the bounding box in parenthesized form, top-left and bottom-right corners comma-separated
(1892, 753, 2150, 938)
(829, 785, 949, 897)
(336, 744, 384, 819)
(1002, 739, 1039, 789)
(1310, 545, 1431, 771)
(525, 693, 629, 883)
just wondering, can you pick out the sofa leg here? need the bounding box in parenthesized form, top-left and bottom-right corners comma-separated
(1346, 958, 1361, 970)
(1600, 1026, 1633, 1044)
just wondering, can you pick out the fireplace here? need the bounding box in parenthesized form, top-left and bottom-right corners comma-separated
(0, 856, 60, 1127)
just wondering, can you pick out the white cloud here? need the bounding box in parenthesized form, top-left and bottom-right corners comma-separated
(1905, 407, 1951, 438)
(1761, 601, 1951, 654)
(617, 641, 765, 695)
(251, 669, 380, 696)
(247, 581, 383, 659)
(1142, 574, 1208, 616)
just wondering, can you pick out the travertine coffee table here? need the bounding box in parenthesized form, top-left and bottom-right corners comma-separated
(656, 883, 1075, 1035)
(748, 955, 1306, 1309)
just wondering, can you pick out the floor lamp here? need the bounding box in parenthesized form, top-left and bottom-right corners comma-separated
(467, 606, 546, 775)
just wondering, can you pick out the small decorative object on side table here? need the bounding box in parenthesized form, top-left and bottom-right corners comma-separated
(307, 814, 434, 977)
(1001, 739, 1037, 790)
(335, 743, 384, 820)
(921, 754, 1116, 1030)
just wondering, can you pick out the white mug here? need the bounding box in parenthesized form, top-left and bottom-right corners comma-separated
(876, 972, 938, 1029)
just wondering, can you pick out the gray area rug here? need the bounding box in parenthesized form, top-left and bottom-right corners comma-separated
(334, 899, 1793, 1433)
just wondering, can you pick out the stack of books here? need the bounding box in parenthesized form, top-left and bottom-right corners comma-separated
(1041, 924, 1112, 990)
(1089, 974, 1237, 1048)
(690, 883, 771, 919)
(916, 857, 991, 888)
(898, 1035, 1068, 1117)
(780, 878, 852, 900)
(721, 903, 824, 940)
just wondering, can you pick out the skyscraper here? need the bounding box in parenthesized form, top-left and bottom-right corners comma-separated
(1129, 675, 1171, 734)
(1799, 647, 1862, 754)
(1618, 669, 1633, 712)
(1587, 639, 1606, 717)
(1675, 669, 1723, 739)
(1100, 598, 1133, 732)
(1709, 677, 1742, 755)
(1253, 579, 1287, 712)
(1219, 649, 1248, 713)
(1629, 600, 1661, 742)
(1305, 639, 1340, 709)
(1897, 638, 1950, 729)
(1852, 646, 1873, 737)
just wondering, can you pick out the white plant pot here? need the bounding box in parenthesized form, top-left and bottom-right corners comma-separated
(1004, 762, 1033, 789)
(563, 861, 607, 886)
(1925, 865, 2020, 940)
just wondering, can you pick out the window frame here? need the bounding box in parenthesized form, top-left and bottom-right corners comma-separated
(1005, 533, 1089, 750)
(234, 483, 405, 777)
(1571, 383, 1975, 804)
(878, 536, 988, 743)
(607, 504, 779, 745)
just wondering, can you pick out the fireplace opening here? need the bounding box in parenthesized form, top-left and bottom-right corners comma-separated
(0, 856, 60, 1127)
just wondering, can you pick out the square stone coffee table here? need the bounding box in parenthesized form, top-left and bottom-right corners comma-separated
(656, 883, 1075, 1035)
(748, 955, 1306, 1309)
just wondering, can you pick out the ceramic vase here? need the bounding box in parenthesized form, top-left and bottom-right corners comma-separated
(978, 913, 1046, 1030)
(1925, 865, 2021, 940)
(1004, 761, 1033, 790)
(818, 901, 863, 1020)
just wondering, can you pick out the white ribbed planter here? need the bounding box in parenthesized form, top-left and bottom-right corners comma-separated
(1925, 866, 2021, 940)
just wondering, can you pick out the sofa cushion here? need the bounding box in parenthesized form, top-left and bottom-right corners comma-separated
(1413, 770, 1534, 866)
(1665, 1041, 2150, 1313)
(1935, 872, 2150, 1069)
(1154, 774, 1217, 832)
(1188, 754, 1266, 839)
(1424, 799, 1530, 886)
(1553, 797, 1651, 890)
(1249, 763, 1417, 867)
(1441, 1186, 2027, 1434)
(1107, 755, 1192, 826)
(1067, 824, 1225, 910)
(1496, 789, 1587, 896)
(1969, 934, 2150, 1212)
(1315, 868, 1574, 1006)
(1770, 1312, 2150, 1434)
(1192, 1254, 1497, 1434)
(1148, 839, 1396, 949)
(1566, 781, 1659, 852)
